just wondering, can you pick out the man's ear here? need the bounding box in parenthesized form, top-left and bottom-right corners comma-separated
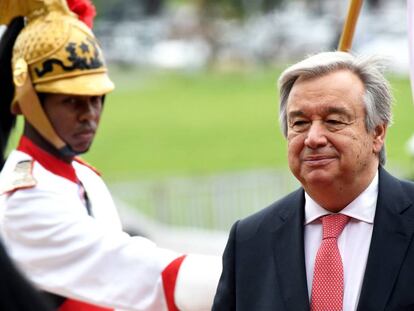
(372, 123, 387, 154)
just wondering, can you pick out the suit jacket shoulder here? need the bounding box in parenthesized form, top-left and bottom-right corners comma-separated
(395, 174, 414, 200)
(236, 188, 305, 241)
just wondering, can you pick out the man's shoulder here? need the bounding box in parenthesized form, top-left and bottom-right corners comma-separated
(234, 188, 304, 238)
(397, 176, 414, 191)
(379, 167, 414, 197)
(242, 188, 304, 221)
(0, 151, 37, 195)
(391, 176, 414, 204)
(73, 157, 101, 176)
(0, 150, 80, 196)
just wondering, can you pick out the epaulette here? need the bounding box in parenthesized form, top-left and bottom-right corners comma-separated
(0, 160, 37, 195)
(74, 157, 101, 176)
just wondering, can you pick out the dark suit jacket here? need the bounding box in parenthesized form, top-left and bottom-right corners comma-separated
(212, 167, 414, 311)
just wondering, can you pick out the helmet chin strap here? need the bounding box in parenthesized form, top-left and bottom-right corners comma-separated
(59, 144, 82, 157)
(12, 59, 79, 158)
(13, 59, 65, 145)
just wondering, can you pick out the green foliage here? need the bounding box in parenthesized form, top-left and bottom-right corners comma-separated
(92, 0, 120, 17)
(384, 75, 414, 174)
(194, 0, 284, 19)
(85, 68, 285, 181)
(81, 68, 414, 181)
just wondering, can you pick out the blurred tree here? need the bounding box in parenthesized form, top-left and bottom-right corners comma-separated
(144, 0, 164, 16)
(367, 0, 381, 9)
(304, 0, 324, 15)
(93, 0, 164, 20)
(262, 0, 284, 12)
(93, 0, 119, 18)
(196, 0, 285, 19)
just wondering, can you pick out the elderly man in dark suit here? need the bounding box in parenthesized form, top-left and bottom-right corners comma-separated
(212, 51, 414, 311)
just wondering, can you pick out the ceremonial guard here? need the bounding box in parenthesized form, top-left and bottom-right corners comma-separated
(0, 1, 220, 310)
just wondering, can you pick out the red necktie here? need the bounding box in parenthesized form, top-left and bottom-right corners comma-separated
(310, 214, 350, 311)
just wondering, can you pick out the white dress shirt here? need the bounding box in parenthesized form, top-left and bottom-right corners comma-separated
(304, 171, 378, 311)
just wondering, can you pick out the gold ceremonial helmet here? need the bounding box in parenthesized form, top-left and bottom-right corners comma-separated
(0, 0, 114, 152)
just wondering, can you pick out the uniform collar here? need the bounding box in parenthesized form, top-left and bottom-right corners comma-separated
(17, 136, 78, 184)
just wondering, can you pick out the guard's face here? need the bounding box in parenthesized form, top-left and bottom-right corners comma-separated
(286, 69, 385, 196)
(42, 94, 103, 154)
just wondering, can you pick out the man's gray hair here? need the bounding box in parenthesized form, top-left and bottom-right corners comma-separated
(278, 51, 393, 165)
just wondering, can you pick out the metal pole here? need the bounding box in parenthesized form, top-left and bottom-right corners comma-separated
(338, 0, 363, 52)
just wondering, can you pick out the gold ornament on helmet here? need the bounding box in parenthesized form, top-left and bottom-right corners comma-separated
(13, 58, 28, 87)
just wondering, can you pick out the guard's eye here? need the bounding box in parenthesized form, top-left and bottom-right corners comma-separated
(62, 97, 80, 105)
(89, 96, 102, 108)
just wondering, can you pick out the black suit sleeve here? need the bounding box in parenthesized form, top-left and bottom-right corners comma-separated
(0, 241, 52, 311)
(212, 221, 239, 311)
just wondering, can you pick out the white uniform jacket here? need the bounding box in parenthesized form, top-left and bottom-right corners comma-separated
(0, 136, 221, 311)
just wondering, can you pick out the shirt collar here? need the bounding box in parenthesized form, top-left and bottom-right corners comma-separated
(304, 171, 378, 225)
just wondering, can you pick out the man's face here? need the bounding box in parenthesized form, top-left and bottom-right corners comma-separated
(43, 94, 103, 154)
(286, 69, 385, 192)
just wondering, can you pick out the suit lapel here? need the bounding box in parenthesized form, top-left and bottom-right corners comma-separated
(357, 167, 414, 311)
(272, 189, 310, 311)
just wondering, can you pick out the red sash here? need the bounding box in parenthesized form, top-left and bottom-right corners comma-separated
(59, 299, 113, 311)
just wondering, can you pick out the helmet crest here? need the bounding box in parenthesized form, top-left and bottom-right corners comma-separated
(67, 0, 96, 28)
